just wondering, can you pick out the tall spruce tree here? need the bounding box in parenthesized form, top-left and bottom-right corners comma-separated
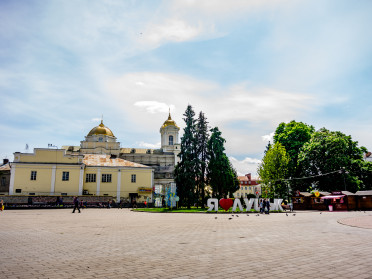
(174, 105, 197, 208)
(195, 111, 209, 208)
(207, 127, 239, 199)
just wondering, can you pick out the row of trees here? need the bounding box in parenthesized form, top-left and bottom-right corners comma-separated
(258, 121, 372, 198)
(174, 105, 239, 208)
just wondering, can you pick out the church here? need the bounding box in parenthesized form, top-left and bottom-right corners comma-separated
(8, 113, 181, 203)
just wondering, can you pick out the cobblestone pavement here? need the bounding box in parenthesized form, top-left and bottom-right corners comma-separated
(0, 209, 371, 279)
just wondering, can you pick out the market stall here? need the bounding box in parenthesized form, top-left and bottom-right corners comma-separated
(320, 191, 349, 211)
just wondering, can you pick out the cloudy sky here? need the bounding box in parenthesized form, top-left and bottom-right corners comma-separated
(1, 0, 371, 177)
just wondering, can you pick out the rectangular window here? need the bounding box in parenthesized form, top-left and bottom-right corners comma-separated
(1, 177, 5, 186)
(62, 171, 69, 181)
(15, 189, 22, 193)
(102, 174, 112, 183)
(30, 171, 37, 180)
(86, 173, 96, 183)
(131, 174, 136, 183)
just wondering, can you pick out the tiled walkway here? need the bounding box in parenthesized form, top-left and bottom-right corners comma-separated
(0, 209, 371, 278)
(338, 215, 372, 229)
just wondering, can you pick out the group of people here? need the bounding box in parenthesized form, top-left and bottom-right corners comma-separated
(259, 198, 271, 214)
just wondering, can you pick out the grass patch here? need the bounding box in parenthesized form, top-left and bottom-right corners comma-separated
(133, 207, 264, 213)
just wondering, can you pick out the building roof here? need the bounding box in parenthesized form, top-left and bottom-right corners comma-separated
(319, 191, 331, 196)
(161, 112, 180, 129)
(87, 120, 115, 137)
(0, 163, 10, 171)
(238, 176, 248, 181)
(355, 190, 372, 196)
(300, 192, 312, 197)
(120, 148, 154, 154)
(83, 154, 149, 168)
(342, 191, 355, 195)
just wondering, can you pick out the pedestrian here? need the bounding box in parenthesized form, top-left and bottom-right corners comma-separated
(0, 199, 4, 211)
(72, 196, 81, 213)
(259, 199, 263, 214)
(266, 199, 270, 214)
(132, 199, 137, 209)
(107, 200, 111, 209)
(118, 199, 123, 209)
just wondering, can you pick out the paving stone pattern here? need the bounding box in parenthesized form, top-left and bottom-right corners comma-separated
(0, 209, 372, 279)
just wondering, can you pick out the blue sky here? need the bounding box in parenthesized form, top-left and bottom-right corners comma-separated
(1, 0, 371, 176)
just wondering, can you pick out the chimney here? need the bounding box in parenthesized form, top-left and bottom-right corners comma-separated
(3, 159, 9, 165)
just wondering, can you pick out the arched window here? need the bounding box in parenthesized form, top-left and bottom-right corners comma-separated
(169, 135, 173, 145)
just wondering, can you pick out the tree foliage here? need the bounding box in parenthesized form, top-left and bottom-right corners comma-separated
(174, 105, 197, 208)
(258, 142, 290, 199)
(195, 112, 209, 207)
(297, 128, 367, 192)
(273, 120, 314, 179)
(207, 127, 239, 199)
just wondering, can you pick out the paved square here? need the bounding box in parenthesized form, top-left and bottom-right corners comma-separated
(0, 209, 371, 278)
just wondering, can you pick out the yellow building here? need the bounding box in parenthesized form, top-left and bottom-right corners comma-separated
(8, 114, 181, 203)
(9, 149, 153, 202)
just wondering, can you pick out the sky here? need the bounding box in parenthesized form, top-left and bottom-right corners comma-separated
(1, 0, 371, 177)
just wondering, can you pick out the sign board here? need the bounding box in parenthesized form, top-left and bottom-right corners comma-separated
(154, 185, 162, 194)
(170, 183, 177, 194)
(138, 187, 152, 194)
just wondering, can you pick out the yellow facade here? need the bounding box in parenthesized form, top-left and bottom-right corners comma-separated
(10, 149, 153, 202)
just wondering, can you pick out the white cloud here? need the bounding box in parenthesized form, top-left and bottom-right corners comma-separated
(229, 156, 261, 178)
(134, 101, 175, 114)
(262, 132, 274, 142)
(137, 141, 161, 149)
(106, 72, 330, 156)
(142, 19, 204, 46)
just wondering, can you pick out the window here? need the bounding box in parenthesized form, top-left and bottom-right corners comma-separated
(245, 187, 247, 190)
(169, 135, 174, 145)
(62, 172, 69, 181)
(102, 174, 112, 183)
(30, 171, 37, 180)
(1, 177, 5, 186)
(131, 174, 136, 183)
(15, 189, 22, 193)
(86, 173, 96, 183)
(98, 137, 103, 142)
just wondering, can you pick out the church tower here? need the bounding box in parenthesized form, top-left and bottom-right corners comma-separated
(160, 112, 181, 163)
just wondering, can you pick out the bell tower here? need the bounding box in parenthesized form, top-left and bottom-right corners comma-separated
(160, 112, 181, 163)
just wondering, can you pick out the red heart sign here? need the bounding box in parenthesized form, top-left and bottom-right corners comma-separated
(219, 198, 233, 211)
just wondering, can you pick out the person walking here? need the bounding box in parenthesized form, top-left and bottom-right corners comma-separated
(266, 199, 270, 214)
(72, 196, 81, 213)
(262, 199, 266, 214)
(0, 199, 4, 211)
(259, 199, 263, 214)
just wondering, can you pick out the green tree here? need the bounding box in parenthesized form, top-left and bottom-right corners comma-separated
(358, 160, 372, 190)
(174, 105, 197, 208)
(297, 128, 367, 193)
(273, 121, 314, 177)
(258, 142, 290, 199)
(195, 111, 210, 208)
(207, 127, 239, 199)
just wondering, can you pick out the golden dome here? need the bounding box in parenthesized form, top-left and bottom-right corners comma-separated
(87, 120, 115, 137)
(161, 112, 179, 129)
